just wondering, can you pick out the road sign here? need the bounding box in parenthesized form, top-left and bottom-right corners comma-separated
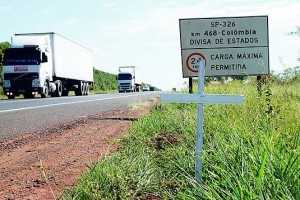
(186, 52, 206, 73)
(179, 16, 269, 77)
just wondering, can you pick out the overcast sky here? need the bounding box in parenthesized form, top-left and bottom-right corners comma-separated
(1, 0, 300, 90)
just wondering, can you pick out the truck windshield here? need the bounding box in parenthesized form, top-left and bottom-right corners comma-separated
(3, 48, 41, 65)
(118, 74, 132, 80)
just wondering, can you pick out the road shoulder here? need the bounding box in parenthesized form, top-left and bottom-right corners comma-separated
(0, 98, 158, 199)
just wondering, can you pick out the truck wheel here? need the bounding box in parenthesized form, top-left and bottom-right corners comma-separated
(85, 83, 89, 95)
(83, 82, 89, 95)
(54, 80, 62, 97)
(41, 82, 49, 98)
(82, 82, 87, 96)
(75, 81, 83, 96)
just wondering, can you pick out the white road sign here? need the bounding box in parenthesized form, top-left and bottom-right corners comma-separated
(179, 16, 269, 77)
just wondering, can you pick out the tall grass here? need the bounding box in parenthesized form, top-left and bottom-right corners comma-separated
(62, 79, 300, 199)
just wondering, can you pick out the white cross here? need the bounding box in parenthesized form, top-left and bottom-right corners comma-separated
(160, 60, 244, 183)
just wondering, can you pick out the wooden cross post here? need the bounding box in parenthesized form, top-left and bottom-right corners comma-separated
(160, 60, 244, 183)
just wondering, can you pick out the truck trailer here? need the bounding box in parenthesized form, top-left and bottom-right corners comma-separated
(117, 66, 141, 92)
(1, 32, 93, 99)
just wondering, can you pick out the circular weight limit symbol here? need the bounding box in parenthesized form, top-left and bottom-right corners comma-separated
(186, 52, 206, 73)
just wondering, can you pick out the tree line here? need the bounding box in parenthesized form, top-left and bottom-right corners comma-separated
(93, 68, 118, 91)
(0, 42, 10, 84)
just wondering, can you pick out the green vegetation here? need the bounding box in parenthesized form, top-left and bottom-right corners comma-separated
(272, 66, 300, 85)
(0, 42, 10, 75)
(93, 68, 118, 93)
(0, 42, 10, 96)
(62, 71, 299, 199)
(0, 87, 4, 97)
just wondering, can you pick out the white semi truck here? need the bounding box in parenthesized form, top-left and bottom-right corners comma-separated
(117, 66, 141, 93)
(1, 32, 93, 99)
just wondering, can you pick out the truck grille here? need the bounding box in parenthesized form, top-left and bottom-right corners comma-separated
(11, 80, 33, 90)
(119, 83, 131, 90)
(4, 73, 39, 80)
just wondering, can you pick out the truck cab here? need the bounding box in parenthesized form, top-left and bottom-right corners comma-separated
(2, 36, 51, 99)
(117, 72, 135, 92)
(117, 66, 141, 93)
(2, 33, 93, 99)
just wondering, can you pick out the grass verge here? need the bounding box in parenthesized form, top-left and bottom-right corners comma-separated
(62, 80, 300, 199)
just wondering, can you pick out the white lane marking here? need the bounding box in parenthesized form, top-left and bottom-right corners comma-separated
(0, 93, 151, 113)
(0, 94, 99, 104)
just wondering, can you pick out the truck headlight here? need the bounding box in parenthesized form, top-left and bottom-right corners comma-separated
(32, 79, 41, 87)
(3, 80, 11, 88)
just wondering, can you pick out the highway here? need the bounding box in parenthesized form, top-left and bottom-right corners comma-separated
(0, 92, 159, 142)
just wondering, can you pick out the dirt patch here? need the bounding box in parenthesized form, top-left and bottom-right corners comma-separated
(0, 99, 157, 200)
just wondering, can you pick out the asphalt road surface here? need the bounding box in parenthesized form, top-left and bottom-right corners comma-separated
(0, 92, 159, 142)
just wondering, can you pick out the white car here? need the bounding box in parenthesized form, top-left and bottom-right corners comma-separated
(143, 86, 150, 91)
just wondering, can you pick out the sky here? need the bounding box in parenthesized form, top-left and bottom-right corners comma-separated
(0, 0, 300, 90)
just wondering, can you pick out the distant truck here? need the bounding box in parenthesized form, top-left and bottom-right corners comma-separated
(117, 66, 141, 92)
(1, 32, 93, 99)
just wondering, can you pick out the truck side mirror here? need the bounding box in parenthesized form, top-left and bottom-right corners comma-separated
(42, 52, 48, 63)
(116, 75, 118, 80)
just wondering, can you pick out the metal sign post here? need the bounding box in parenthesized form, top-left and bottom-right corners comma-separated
(195, 60, 205, 182)
(160, 60, 244, 183)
